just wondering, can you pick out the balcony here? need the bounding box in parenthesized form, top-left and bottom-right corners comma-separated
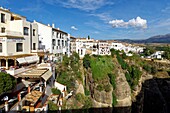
(0, 30, 23, 38)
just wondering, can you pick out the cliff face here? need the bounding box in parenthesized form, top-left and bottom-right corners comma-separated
(114, 69, 132, 107)
(132, 78, 170, 113)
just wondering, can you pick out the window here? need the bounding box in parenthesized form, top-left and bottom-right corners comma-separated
(16, 43, 23, 52)
(62, 40, 64, 46)
(52, 39, 56, 46)
(65, 41, 67, 46)
(1, 13, 5, 23)
(58, 40, 60, 46)
(56, 33, 58, 38)
(33, 29, 36, 36)
(0, 43, 2, 52)
(1, 27, 5, 33)
(81, 49, 83, 55)
(23, 27, 29, 35)
(33, 43, 36, 50)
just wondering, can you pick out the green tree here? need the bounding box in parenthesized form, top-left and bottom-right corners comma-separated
(163, 51, 170, 59)
(0, 72, 16, 94)
(83, 54, 91, 69)
(151, 66, 157, 75)
(143, 46, 155, 56)
(88, 35, 90, 39)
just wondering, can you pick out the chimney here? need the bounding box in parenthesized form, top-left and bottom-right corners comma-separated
(47, 24, 50, 27)
(52, 23, 55, 28)
(57, 28, 60, 30)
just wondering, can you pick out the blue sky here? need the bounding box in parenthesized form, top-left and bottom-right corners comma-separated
(1, 0, 170, 40)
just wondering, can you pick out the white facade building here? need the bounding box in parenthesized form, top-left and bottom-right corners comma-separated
(34, 21, 70, 61)
(0, 7, 41, 69)
(98, 41, 111, 55)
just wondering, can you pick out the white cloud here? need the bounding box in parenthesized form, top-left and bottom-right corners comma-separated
(90, 12, 112, 22)
(43, 0, 114, 11)
(109, 16, 147, 29)
(71, 26, 78, 30)
(93, 31, 100, 34)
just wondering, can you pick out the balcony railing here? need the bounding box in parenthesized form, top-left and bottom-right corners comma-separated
(0, 30, 23, 37)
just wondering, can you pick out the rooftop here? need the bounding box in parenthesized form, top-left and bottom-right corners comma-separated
(24, 90, 43, 107)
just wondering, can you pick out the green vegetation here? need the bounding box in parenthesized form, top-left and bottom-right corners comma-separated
(108, 73, 116, 89)
(116, 52, 128, 70)
(126, 65, 142, 89)
(142, 45, 170, 60)
(96, 84, 103, 91)
(143, 46, 155, 56)
(75, 93, 92, 109)
(156, 46, 170, 60)
(83, 54, 91, 69)
(83, 55, 117, 106)
(48, 100, 58, 111)
(51, 88, 61, 95)
(84, 87, 90, 96)
(112, 93, 117, 106)
(0, 72, 16, 95)
(104, 84, 111, 92)
(111, 49, 142, 90)
(90, 56, 114, 81)
(56, 52, 82, 92)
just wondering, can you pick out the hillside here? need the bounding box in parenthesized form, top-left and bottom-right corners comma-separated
(117, 34, 170, 43)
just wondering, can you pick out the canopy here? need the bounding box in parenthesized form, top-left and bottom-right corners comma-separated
(41, 70, 52, 81)
(16, 57, 27, 64)
(24, 56, 39, 63)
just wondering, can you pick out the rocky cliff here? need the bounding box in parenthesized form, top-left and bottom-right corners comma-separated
(132, 78, 170, 113)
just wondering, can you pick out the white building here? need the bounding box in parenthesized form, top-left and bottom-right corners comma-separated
(0, 7, 42, 69)
(34, 21, 70, 62)
(70, 37, 95, 58)
(98, 40, 111, 55)
(111, 42, 125, 51)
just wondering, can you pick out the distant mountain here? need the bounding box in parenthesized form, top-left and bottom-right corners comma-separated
(117, 34, 170, 43)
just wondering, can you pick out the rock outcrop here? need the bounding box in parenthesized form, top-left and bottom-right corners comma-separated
(114, 69, 132, 107)
(93, 89, 112, 107)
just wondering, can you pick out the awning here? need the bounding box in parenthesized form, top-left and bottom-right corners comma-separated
(25, 56, 39, 63)
(41, 70, 52, 81)
(16, 57, 27, 64)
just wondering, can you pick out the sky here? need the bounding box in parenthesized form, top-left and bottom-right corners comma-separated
(1, 0, 170, 40)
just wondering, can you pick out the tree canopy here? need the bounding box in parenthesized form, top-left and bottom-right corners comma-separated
(0, 72, 16, 95)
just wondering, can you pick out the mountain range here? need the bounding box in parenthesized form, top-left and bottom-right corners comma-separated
(117, 34, 170, 43)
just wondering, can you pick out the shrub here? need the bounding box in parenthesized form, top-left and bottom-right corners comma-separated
(116, 54, 128, 70)
(112, 93, 117, 106)
(108, 73, 116, 90)
(83, 54, 91, 69)
(51, 88, 61, 95)
(75, 93, 85, 103)
(48, 101, 58, 110)
(84, 87, 90, 96)
(151, 66, 158, 75)
(83, 97, 92, 109)
(96, 84, 103, 91)
(104, 84, 111, 92)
